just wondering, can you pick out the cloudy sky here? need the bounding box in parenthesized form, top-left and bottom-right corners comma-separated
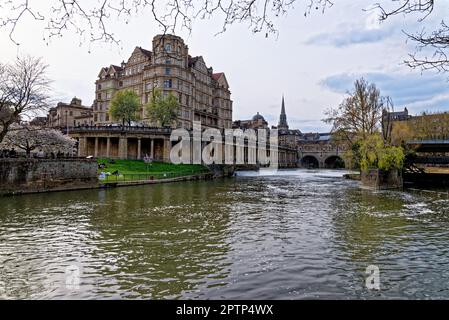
(1, 0, 449, 132)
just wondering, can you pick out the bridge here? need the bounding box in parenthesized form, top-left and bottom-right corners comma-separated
(298, 144, 346, 169)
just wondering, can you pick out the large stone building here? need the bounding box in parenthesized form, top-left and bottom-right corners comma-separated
(385, 108, 449, 144)
(94, 34, 233, 129)
(47, 97, 93, 128)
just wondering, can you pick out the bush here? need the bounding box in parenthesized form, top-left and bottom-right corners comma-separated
(356, 133, 405, 171)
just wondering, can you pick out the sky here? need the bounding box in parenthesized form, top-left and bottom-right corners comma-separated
(1, 0, 449, 132)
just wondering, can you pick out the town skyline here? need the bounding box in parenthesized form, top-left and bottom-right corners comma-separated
(2, 1, 449, 132)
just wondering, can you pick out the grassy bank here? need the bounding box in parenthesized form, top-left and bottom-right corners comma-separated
(97, 158, 210, 182)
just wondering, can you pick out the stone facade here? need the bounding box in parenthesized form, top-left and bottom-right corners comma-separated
(232, 112, 268, 130)
(271, 96, 301, 148)
(0, 158, 98, 195)
(70, 127, 171, 161)
(94, 34, 232, 130)
(386, 109, 449, 144)
(47, 97, 93, 128)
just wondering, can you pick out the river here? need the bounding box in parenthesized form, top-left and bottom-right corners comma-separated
(1, 169, 449, 299)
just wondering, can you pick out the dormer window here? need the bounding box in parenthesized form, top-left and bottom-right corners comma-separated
(165, 43, 172, 52)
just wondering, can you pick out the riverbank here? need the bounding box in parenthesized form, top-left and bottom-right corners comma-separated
(0, 158, 217, 196)
(1, 171, 213, 196)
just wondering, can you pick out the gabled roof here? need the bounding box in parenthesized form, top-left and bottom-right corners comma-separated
(139, 47, 152, 58)
(109, 65, 123, 72)
(98, 67, 108, 78)
(213, 72, 229, 89)
(188, 56, 199, 67)
(212, 72, 224, 81)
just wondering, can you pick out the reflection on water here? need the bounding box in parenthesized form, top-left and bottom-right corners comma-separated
(1, 169, 449, 299)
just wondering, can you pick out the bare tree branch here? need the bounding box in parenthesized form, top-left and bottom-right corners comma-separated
(0, 55, 51, 145)
(0, 0, 334, 45)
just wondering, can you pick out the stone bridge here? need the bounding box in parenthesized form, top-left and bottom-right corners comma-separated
(298, 144, 346, 169)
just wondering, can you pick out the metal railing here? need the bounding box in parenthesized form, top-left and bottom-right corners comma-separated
(99, 169, 211, 183)
(63, 126, 172, 134)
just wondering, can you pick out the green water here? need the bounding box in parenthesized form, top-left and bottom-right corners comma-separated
(1, 169, 449, 299)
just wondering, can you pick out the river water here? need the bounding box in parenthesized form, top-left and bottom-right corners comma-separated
(1, 169, 449, 299)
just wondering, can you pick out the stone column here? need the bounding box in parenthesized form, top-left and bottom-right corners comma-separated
(78, 137, 87, 157)
(94, 137, 99, 158)
(163, 138, 170, 162)
(137, 138, 142, 160)
(150, 139, 154, 159)
(119, 137, 128, 159)
(106, 137, 110, 158)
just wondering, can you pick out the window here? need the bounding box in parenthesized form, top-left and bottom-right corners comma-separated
(97, 93, 101, 100)
(164, 79, 172, 88)
(69, 111, 73, 116)
(165, 68, 171, 75)
(165, 43, 172, 52)
(165, 59, 171, 64)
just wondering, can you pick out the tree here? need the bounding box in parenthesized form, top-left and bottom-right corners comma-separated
(109, 90, 140, 126)
(358, 133, 405, 171)
(0, 56, 51, 145)
(324, 78, 393, 144)
(146, 89, 180, 127)
(0, 124, 76, 158)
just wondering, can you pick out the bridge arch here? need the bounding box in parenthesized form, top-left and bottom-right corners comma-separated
(301, 155, 320, 168)
(324, 155, 345, 169)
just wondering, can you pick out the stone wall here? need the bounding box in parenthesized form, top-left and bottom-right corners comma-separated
(361, 169, 403, 190)
(207, 164, 236, 178)
(0, 159, 98, 195)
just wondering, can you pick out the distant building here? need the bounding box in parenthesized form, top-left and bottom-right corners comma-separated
(30, 117, 48, 127)
(386, 109, 449, 143)
(271, 96, 301, 148)
(47, 97, 93, 128)
(232, 112, 268, 130)
(383, 107, 411, 122)
(94, 34, 232, 129)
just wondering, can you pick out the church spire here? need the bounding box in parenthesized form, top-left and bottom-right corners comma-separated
(278, 94, 289, 130)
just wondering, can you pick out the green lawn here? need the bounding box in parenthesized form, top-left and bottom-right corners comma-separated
(97, 158, 210, 182)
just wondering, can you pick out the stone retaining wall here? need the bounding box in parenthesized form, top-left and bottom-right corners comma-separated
(0, 159, 98, 195)
(361, 169, 403, 190)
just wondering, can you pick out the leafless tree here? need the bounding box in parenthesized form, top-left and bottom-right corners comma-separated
(0, 124, 76, 158)
(0, 0, 334, 46)
(323, 78, 393, 144)
(369, 1, 449, 72)
(0, 1, 445, 71)
(0, 56, 51, 145)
